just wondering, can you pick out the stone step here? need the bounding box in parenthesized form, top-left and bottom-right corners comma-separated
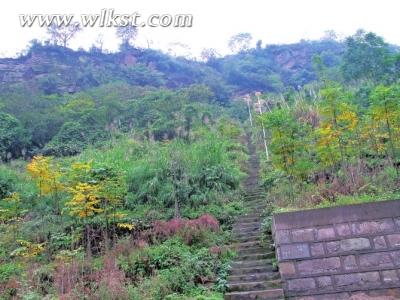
(233, 240, 264, 249)
(230, 259, 272, 268)
(229, 265, 276, 275)
(233, 227, 261, 234)
(238, 211, 263, 217)
(244, 192, 265, 197)
(245, 183, 259, 186)
(246, 204, 267, 211)
(233, 232, 270, 241)
(245, 186, 262, 190)
(244, 184, 259, 188)
(244, 200, 268, 206)
(228, 272, 280, 283)
(244, 187, 261, 191)
(244, 202, 268, 209)
(233, 234, 264, 243)
(245, 198, 267, 204)
(233, 221, 261, 229)
(234, 227, 262, 234)
(235, 218, 262, 224)
(244, 200, 266, 205)
(233, 226, 261, 234)
(236, 215, 263, 223)
(243, 198, 270, 208)
(233, 244, 273, 255)
(237, 251, 275, 261)
(243, 192, 267, 200)
(245, 197, 265, 202)
(233, 230, 263, 239)
(225, 137, 283, 300)
(224, 289, 284, 300)
(227, 279, 283, 292)
(233, 224, 261, 230)
(243, 198, 266, 203)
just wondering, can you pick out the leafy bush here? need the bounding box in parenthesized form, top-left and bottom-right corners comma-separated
(0, 168, 15, 200)
(44, 121, 110, 156)
(0, 262, 23, 283)
(149, 214, 219, 245)
(119, 237, 232, 300)
(0, 112, 30, 161)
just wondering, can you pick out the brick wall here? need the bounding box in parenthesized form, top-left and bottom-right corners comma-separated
(272, 200, 400, 299)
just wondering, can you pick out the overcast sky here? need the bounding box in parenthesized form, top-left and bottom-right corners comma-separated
(1, 0, 399, 58)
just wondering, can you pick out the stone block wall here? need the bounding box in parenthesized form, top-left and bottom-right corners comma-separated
(272, 200, 400, 299)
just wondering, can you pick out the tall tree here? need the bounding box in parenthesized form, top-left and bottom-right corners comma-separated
(46, 24, 82, 47)
(0, 112, 29, 161)
(316, 85, 358, 168)
(228, 33, 252, 53)
(260, 108, 312, 181)
(342, 30, 393, 82)
(116, 24, 138, 47)
(369, 85, 400, 175)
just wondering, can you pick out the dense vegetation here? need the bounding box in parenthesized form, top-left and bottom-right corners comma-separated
(0, 122, 247, 299)
(254, 30, 400, 212)
(0, 29, 399, 299)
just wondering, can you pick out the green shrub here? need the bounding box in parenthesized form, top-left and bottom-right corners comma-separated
(0, 167, 16, 200)
(0, 262, 23, 283)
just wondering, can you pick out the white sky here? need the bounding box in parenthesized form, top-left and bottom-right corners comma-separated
(1, 0, 400, 58)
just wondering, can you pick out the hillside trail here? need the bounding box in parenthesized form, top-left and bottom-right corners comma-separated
(224, 132, 284, 300)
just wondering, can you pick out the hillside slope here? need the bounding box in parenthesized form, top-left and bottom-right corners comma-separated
(0, 40, 344, 98)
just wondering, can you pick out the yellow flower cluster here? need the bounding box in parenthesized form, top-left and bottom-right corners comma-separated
(66, 183, 103, 218)
(11, 239, 45, 258)
(27, 155, 63, 195)
(117, 223, 135, 230)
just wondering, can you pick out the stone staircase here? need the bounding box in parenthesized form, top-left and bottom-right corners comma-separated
(225, 136, 284, 300)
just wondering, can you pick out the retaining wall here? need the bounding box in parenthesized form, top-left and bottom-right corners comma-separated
(273, 200, 400, 299)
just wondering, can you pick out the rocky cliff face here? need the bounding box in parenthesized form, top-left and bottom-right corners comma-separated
(0, 47, 124, 93)
(0, 40, 345, 95)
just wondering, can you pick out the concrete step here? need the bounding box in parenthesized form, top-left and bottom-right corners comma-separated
(227, 279, 283, 292)
(224, 289, 284, 300)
